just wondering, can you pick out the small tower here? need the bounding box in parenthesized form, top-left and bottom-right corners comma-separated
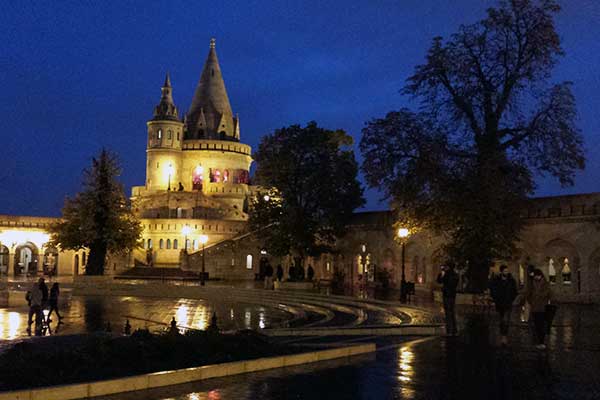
(146, 73, 184, 192)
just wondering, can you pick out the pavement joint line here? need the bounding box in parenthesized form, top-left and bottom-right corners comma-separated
(375, 336, 438, 352)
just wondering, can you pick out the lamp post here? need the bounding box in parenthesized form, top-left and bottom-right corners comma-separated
(199, 234, 208, 286)
(181, 225, 191, 252)
(398, 227, 410, 303)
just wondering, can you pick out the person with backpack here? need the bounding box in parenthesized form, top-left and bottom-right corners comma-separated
(437, 263, 460, 336)
(490, 265, 518, 345)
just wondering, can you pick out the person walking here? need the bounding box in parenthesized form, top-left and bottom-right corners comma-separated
(307, 265, 315, 281)
(47, 282, 63, 323)
(264, 262, 274, 289)
(490, 265, 518, 345)
(437, 263, 459, 336)
(276, 264, 284, 282)
(526, 268, 552, 350)
(26, 282, 43, 335)
(39, 278, 49, 308)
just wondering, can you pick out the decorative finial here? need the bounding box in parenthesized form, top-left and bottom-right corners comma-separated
(210, 38, 216, 49)
(163, 72, 171, 88)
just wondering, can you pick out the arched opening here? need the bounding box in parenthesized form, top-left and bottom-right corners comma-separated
(246, 254, 253, 269)
(192, 165, 204, 190)
(0, 245, 9, 275)
(166, 239, 172, 249)
(159, 239, 164, 249)
(544, 238, 579, 291)
(43, 245, 59, 276)
(14, 242, 39, 276)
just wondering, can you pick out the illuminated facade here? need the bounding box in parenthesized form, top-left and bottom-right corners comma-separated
(0, 216, 86, 276)
(131, 39, 255, 268)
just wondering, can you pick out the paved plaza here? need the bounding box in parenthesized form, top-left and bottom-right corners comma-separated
(0, 279, 599, 399)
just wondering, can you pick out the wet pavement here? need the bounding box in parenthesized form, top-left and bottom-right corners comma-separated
(97, 310, 600, 400)
(1, 278, 599, 399)
(0, 295, 292, 341)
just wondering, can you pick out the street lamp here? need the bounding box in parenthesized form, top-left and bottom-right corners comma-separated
(181, 225, 191, 252)
(167, 163, 174, 191)
(398, 227, 410, 303)
(199, 234, 208, 286)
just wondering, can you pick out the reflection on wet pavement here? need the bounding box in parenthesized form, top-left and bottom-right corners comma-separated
(0, 296, 292, 341)
(98, 305, 600, 400)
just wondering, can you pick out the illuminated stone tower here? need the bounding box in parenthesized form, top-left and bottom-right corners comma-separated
(132, 39, 254, 267)
(145, 73, 184, 192)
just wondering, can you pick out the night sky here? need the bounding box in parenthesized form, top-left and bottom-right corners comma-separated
(1, 0, 599, 217)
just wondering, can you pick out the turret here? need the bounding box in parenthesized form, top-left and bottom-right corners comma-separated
(146, 73, 184, 192)
(185, 38, 240, 141)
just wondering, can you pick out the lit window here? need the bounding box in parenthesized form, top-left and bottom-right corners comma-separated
(548, 258, 556, 284)
(246, 254, 253, 269)
(562, 258, 571, 284)
(158, 129, 162, 139)
(147, 239, 153, 249)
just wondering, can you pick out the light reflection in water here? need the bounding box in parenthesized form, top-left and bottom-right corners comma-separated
(398, 346, 414, 383)
(176, 304, 189, 328)
(0, 311, 23, 340)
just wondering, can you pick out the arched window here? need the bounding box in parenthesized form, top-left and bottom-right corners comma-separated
(548, 258, 556, 284)
(159, 239, 164, 249)
(167, 130, 172, 140)
(186, 239, 191, 250)
(562, 258, 571, 284)
(177, 132, 180, 140)
(223, 170, 229, 182)
(192, 239, 198, 251)
(147, 239, 153, 249)
(166, 239, 171, 249)
(246, 254, 253, 269)
(173, 239, 178, 250)
(157, 129, 162, 139)
(82, 252, 87, 266)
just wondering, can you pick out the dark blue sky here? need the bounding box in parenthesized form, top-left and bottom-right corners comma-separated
(1, 0, 599, 216)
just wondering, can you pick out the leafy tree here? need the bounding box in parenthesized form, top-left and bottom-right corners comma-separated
(49, 149, 142, 275)
(360, 0, 584, 291)
(250, 122, 364, 267)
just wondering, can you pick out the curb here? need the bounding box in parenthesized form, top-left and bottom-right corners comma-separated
(265, 325, 444, 337)
(0, 343, 375, 400)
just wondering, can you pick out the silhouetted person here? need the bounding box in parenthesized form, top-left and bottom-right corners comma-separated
(526, 268, 552, 349)
(490, 265, 517, 345)
(307, 265, 315, 281)
(264, 262, 274, 289)
(47, 283, 63, 323)
(178, 182, 184, 191)
(124, 319, 132, 335)
(26, 282, 43, 335)
(276, 264, 284, 282)
(38, 278, 48, 308)
(437, 263, 459, 336)
(169, 317, 180, 335)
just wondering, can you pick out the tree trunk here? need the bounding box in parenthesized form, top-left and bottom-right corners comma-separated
(467, 260, 490, 293)
(86, 242, 107, 275)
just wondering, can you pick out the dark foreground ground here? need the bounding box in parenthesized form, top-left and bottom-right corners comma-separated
(99, 305, 600, 400)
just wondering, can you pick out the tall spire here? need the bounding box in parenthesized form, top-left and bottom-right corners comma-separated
(186, 38, 237, 141)
(152, 72, 179, 121)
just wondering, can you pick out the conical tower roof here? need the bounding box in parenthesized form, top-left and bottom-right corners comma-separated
(186, 38, 237, 140)
(152, 72, 179, 121)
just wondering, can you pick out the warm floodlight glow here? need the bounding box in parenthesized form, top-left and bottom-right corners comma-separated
(199, 234, 209, 245)
(0, 230, 50, 249)
(397, 228, 409, 239)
